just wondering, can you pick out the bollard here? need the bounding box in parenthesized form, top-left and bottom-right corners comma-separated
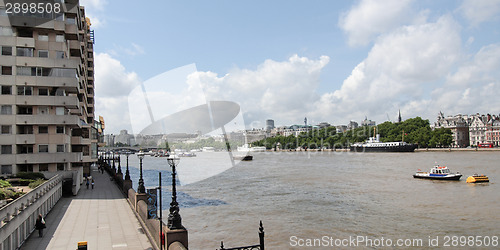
(77, 241, 88, 250)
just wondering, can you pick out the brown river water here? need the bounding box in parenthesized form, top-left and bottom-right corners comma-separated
(125, 151, 500, 249)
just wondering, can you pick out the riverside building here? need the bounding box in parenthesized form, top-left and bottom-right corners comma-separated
(0, 0, 96, 191)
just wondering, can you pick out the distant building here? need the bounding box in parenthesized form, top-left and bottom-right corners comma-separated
(347, 121, 358, 130)
(115, 130, 134, 146)
(433, 112, 500, 147)
(336, 125, 347, 133)
(265, 119, 275, 132)
(361, 117, 376, 126)
(317, 122, 331, 128)
(433, 112, 470, 147)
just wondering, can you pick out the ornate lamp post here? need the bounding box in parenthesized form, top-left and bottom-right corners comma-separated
(117, 154, 122, 174)
(112, 150, 116, 173)
(137, 151, 146, 193)
(124, 151, 131, 180)
(166, 155, 183, 229)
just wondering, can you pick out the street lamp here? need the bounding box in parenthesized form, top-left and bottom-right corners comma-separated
(117, 154, 122, 174)
(112, 150, 116, 172)
(158, 172, 163, 250)
(124, 151, 131, 180)
(166, 155, 183, 229)
(137, 151, 146, 193)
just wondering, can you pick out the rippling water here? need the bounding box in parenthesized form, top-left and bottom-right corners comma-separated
(121, 151, 500, 249)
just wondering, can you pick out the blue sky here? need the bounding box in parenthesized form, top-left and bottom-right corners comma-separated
(82, 0, 500, 134)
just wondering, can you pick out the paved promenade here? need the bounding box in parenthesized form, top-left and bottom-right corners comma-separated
(21, 166, 153, 250)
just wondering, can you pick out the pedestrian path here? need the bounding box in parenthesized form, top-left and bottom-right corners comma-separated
(20, 166, 153, 250)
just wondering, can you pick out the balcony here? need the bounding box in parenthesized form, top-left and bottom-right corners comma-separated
(16, 96, 79, 109)
(16, 134, 36, 144)
(71, 136, 91, 145)
(16, 152, 83, 164)
(16, 37, 35, 48)
(16, 115, 80, 127)
(65, 24, 78, 35)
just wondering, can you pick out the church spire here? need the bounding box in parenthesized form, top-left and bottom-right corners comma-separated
(398, 110, 402, 123)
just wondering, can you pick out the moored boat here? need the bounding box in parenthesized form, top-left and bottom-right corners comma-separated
(413, 165, 462, 180)
(350, 134, 417, 152)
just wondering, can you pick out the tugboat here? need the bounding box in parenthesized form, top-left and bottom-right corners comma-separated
(413, 165, 462, 180)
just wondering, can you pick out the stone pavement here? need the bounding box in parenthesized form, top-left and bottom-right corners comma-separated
(20, 166, 153, 250)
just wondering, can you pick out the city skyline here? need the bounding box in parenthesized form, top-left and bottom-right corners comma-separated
(83, 0, 500, 133)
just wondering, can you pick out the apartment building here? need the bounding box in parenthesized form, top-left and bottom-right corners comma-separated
(0, 0, 96, 184)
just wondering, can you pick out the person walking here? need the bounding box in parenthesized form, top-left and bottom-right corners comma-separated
(86, 177, 89, 189)
(91, 179, 95, 189)
(35, 214, 46, 237)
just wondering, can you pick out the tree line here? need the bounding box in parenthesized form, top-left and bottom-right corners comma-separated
(252, 117, 452, 150)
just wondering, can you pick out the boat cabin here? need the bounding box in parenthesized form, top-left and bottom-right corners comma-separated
(431, 166, 450, 175)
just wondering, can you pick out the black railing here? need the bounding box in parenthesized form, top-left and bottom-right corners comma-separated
(219, 221, 264, 250)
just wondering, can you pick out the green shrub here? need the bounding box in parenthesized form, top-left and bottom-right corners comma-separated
(0, 180, 11, 188)
(0, 189, 13, 200)
(28, 179, 46, 189)
(0, 188, 26, 200)
(16, 172, 45, 180)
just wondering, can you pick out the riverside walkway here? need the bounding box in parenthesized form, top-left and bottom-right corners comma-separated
(20, 166, 153, 250)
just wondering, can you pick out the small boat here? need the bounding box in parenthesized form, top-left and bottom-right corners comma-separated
(466, 174, 489, 183)
(413, 165, 462, 180)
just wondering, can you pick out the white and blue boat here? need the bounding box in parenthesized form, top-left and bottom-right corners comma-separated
(413, 165, 462, 180)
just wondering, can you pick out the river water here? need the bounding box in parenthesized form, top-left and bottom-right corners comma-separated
(121, 151, 500, 249)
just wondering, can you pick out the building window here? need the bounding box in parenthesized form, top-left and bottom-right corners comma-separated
(38, 88, 48, 96)
(56, 126, 64, 134)
(1, 165, 12, 175)
(0, 27, 13, 36)
(56, 51, 65, 59)
(1, 145, 12, 154)
(38, 50, 49, 58)
(39, 164, 49, 171)
(38, 145, 49, 153)
(38, 34, 49, 41)
(1, 66, 12, 75)
(17, 66, 37, 76)
(56, 144, 65, 152)
(17, 145, 33, 154)
(38, 126, 48, 134)
(0, 105, 12, 115)
(17, 106, 33, 115)
(1, 85, 11, 95)
(17, 86, 33, 95)
(18, 125, 33, 134)
(55, 35, 65, 42)
(16, 47, 34, 57)
(1, 46, 12, 55)
(1, 125, 11, 134)
(38, 106, 49, 115)
(57, 163, 65, 171)
(56, 107, 65, 115)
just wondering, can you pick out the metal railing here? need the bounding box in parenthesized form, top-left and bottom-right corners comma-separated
(219, 221, 264, 250)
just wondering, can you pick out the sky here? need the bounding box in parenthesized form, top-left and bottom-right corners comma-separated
(81, 0, 500, 134)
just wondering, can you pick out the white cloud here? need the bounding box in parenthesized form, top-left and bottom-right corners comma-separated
(94, 53, 141, 133)
(193, 55, 330, 127)
(314, 15, 463, 124)
(459, 0, 500, 27)
(427, 43, 500, 115)
(339, 0, 414, 47)
(80, 0, 108, 29)
(80, 0, 107, 11)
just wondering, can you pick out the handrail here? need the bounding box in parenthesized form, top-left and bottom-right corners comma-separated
(0, 175, 62, 228)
